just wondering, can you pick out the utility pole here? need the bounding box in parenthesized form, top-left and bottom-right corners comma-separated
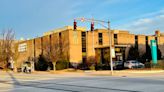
(74, 18, 113, 75)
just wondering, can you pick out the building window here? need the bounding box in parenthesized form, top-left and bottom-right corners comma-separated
(155, 37, 158, 45)
(114, 34, 118, 45)
(41, 37, 43, 54)
(81, 32, 86, 52)
(59, 32, 62, 44)
(98, 33, 103, 45)
(145, 36, 149, 54)
(146, 36, 148, 45)
(59, 32, 62, 52)
(59, 32, 61, 38)
(135, 35, 138, 49)
(49, 35, 52, 52)
(33, 39, 36, 58)
(18, 43, 27, 52)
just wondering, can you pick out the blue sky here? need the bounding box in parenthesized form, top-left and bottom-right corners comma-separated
(0, 0, 164, 39)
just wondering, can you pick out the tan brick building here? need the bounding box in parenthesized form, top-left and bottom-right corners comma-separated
(15, 26, 164, 68)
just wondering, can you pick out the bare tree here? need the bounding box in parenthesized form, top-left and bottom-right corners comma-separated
(103, 48, 111, 65)
(86, 56, 96, 70)
(0, 29, 15, 70)
(87, 56, 96, 66)
(13, 44, 20, 72)
(43, 33, 69, 71)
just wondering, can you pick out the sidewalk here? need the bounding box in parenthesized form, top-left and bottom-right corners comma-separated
(84, 70, 164, 77)
(1, 69, 164, 77)
(38, 69, 164, 77)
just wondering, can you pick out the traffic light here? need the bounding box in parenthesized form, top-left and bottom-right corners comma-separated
(91, 22, 94, 31)
(73, 20, 77, 30)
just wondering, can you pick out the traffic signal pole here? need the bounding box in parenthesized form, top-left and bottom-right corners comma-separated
(74, 18, 113, 75)
(91, 22, 95, 52)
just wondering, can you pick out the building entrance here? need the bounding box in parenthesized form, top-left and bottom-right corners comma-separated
(95, 45, 128, 65)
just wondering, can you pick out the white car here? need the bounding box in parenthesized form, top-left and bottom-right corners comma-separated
(124, 60, 144, 69)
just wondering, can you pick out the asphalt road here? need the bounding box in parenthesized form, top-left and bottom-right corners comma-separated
(0, 71, 164, 92)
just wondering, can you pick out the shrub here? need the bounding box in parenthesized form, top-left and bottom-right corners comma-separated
(151, 60, 164, 69)
(95, 63, 110, 70)
(56, 60, 69, 70)
(144, 60, 164, 69)
(144, 62, 151, 68)
(35, 55, 48, 71)
(86, 56, 96, 70)
(89, 65, 95, 70)
(77, 62, 89, 70)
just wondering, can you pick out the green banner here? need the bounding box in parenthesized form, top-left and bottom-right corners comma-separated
(150, 40, 157, 64)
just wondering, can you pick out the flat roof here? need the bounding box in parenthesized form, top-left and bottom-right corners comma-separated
(43, 26, 86, 36)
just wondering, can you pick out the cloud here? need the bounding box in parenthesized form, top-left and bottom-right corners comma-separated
(133, 18, 153, 26)
(103, 0, 130, 5)
(116, 9, 164, 35)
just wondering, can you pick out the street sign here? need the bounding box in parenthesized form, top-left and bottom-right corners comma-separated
(150, 40, 157, 64)
(111, 48, 115, 58)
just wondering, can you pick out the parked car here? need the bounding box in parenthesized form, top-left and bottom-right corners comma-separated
(124, 60, 144, 69)
(21, 61, 31, 73)
(113, 61, 123, 69)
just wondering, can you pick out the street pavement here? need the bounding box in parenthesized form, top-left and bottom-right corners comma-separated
(1, 71, 164, 92)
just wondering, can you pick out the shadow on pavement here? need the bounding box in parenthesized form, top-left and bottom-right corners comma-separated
(7, 71, 21, 85)
(5, 72, 81, 92)
(4, 72, 142, 92)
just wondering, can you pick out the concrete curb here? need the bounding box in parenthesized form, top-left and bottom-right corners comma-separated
(130, 70, 164, 73)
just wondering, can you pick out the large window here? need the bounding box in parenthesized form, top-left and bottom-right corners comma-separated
(33, 39, 36, 58)
(155, 37, 158, 45)
(59, 32, 62, 53)
(81, 32, 87, 63)
(114, 34, 118, 45)
(81, 32, 86, 52)
(18, 43, 27, 52)
(41, 37, 43, 54)
(49, 34, 52, 52)
(98, 33, 103, 45)
(145, 36, 149, 53)
(135, 35, 138, 49)
(145, 36, 148, 45)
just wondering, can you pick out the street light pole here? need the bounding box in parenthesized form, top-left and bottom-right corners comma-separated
(108, 21, 113, 75)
